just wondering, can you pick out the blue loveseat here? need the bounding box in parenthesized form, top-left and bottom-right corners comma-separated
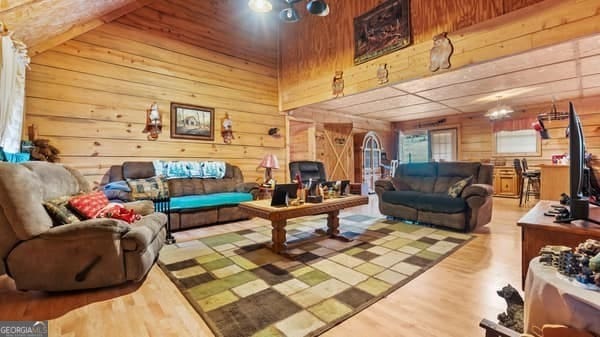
(108, 161, 258, 231)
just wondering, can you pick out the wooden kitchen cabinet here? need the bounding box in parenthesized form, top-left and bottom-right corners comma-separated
(493, 166, 520, 198)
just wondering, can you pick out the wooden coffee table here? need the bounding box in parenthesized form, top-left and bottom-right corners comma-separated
(238, 195, 369, 253)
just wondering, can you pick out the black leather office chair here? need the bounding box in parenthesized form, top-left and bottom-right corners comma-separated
(289, 161, 327, 185)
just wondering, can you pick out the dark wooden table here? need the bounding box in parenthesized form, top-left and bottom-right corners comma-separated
(517, 200, 600, 286)
(239, 195, 368, 253)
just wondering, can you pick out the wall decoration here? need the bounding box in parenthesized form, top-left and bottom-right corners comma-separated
(377, 63, 389, 84)
(332, 70, 344, 97)
(429, 32, 453, 72)
(416, 118, 446, 129)
(143, 102, 162, 141)
(353, 0, 411, 65)
(268, 127, 281, 138)
(221, 113, 233, 144)
(170, 103, 215, 141)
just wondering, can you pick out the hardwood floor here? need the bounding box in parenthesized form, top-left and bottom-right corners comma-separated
(0, 197, 530, 337)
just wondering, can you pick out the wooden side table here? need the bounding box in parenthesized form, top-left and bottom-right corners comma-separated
(517, 200, 600, 287)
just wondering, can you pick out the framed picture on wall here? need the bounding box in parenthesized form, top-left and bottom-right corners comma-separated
(170, 103, 215, 141)
(353, 0, 411, 65)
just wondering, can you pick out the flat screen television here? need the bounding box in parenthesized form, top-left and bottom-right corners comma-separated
(566, 102, 590, 221)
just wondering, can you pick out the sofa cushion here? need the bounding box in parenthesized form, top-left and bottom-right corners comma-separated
(391, 178, 411, 191)
(170, 192, 253, 211)
(382, 191, 467, 214)
(381, 191, 424, 208)
(401, 163, 437, 177)
(447, 176, 473, 198)
(122, 162, 155, 179)
(43, 196, 81, 226)
(437, 162, 480, 180)
(402, 176, 436, 193)
(68, 191, 110, 219)
(127, 176, 169, 200)
(168, 178, 205, 197)
(415, 194, 468, 214)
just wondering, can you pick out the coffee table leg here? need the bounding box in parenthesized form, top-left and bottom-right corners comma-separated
(315, 210, 352, 242)
(271, 220, 287, 254)
(327, 210, 340, 236)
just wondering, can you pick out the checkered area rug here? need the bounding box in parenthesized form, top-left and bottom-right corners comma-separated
(158, 214, 472, 337)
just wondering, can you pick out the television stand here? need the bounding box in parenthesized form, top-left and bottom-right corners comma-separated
(517, 200, 600, 287)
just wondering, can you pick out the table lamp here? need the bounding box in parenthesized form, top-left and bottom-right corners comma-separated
(259, 154, 279, 184)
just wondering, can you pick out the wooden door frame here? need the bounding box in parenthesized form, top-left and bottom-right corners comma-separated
(286, 116, 316, 180)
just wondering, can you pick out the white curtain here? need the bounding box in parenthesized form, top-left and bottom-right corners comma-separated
(0, 34, 29, 153)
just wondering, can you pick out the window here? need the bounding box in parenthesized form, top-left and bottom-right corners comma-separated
(399, 131, 429, 163)
(430, 129, 457, 162)
(398, 128, 458, 163)
(494, 129, 539, 156)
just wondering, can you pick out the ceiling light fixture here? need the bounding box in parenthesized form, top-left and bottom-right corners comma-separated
(248, 0, 273, 13)
(485, 97, 514, 121)
(280, 1, 301, 23)
(248, 0, 329, 22)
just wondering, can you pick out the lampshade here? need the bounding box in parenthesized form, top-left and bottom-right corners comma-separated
(306, 0, 329, 16)
(260, 154, 279, 169)
(279, 6, 300, 23)
(248, 0, 272, 13)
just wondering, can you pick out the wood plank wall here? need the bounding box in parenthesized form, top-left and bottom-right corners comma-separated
(289, 107, 394, 179)
(24, 0, 283, 187)
(278, 0, 600, 110)
(394, 96, 600, 169)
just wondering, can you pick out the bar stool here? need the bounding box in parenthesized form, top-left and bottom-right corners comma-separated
(522, 158, 540, 205)
(513, 159, 525, 207)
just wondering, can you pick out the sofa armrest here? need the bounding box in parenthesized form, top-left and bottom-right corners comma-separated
(374, 179, 394, 195)
(122, 213, 167, 252)
(236, 182, 259, 193)
(40, 218, 130, 239)
(122, 200, 155, 216)
(462, 184, 494, 198)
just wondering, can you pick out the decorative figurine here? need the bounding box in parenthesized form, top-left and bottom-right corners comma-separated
(496, 284, 524, 333)
(429, 32, 453, 72)
(377, 63, 389, 85)
(221, 113, 233, 144)
(332, 70, 344, 97)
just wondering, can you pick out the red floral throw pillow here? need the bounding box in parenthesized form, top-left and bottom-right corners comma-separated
(69, 191, 109, 219)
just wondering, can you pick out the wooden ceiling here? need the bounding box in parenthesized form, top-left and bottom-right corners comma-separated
(308, 33, 600, 122)
(0, 0, 150, 54)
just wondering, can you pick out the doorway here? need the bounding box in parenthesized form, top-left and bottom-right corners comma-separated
(362, 132, 382, 193)
(288, 119, 316, 163)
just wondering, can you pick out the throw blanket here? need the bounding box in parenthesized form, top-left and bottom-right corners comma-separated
(153, 160, 226, 179)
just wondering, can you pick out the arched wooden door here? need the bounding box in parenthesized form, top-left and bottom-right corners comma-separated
(362, 132, 382, 193)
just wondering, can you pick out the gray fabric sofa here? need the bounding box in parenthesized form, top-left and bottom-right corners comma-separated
(108, 161, 259, 231)
(375, 162, 494, 232)
(0, 161, 166, 291)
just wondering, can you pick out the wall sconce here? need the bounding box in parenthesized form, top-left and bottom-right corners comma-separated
(142, 102, 162, 141)
(222, 113, 234, 144)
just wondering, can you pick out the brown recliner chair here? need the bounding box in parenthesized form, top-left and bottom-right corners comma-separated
(0, 162, 166, 291)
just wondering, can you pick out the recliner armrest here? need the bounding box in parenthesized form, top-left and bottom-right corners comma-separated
(462, 184, 493, 198)
(375, 179, 394, 191)
(122, 200, 155, 216)
(40, 218, 130, 239)
(122, 213, 167, 252)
